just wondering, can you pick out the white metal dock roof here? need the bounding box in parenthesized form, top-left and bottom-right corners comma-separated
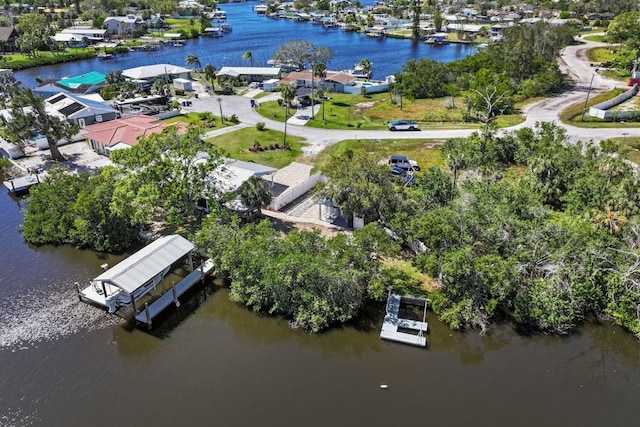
(93, 235, 194, 294)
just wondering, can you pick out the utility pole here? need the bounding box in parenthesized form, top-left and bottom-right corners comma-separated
(581, 73, 596, 121)
(217, 97, 224, 123)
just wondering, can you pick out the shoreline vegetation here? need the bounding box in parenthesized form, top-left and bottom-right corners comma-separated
(9, 4, 640, 339)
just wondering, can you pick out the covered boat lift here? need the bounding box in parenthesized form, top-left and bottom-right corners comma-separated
(78, 235, 214, 327)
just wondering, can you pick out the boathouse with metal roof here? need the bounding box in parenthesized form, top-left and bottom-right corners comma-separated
(78, 235, 214, 327)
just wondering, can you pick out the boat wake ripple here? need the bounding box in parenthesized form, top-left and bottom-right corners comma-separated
(0, 285, 120, 350)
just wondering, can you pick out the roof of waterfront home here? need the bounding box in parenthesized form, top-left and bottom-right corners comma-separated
(57, 71, 106, 88)
(122, 64, 192, 80)
(279, 70, 355, 85)
(81, 114, 184, 146)
(92, 235, 195, 294)
(45, 92, 116, 120)
(217, 67, 282, 78)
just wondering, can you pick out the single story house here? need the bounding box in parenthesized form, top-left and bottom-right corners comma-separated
(122, 64, 191, 82)
(55, 27, 108, 43)
(46, 92, 118, 127)
(446, 23, 483, 33)
(279, 70, 356, 93)
(216, 66, 282, 82)
(82, 114, 185, 155)
(104, 15, 144, 35)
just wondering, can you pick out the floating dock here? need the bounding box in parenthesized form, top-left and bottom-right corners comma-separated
(3, 172, 47, 194)
(380, 294, 428, 347)
(78, 235, 214, 328)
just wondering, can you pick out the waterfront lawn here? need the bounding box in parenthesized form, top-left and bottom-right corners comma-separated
(558, 88, 640, 127)
(204, 128, 305, 169)
(0, 50, 95, 70)
(307, 138, 444, 171)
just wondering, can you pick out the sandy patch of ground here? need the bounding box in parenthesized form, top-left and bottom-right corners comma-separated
(354, 101, 379, 112)
(11, 141, 111, 175)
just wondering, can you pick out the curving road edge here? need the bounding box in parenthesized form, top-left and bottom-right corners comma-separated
(188, 35, 639, 154)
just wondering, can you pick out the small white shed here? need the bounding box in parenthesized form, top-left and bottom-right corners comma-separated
(263, 79, 280, 92)
(173, 78, 193, 92)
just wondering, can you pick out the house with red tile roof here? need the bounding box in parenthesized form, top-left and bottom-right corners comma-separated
(82, 114, 186, 156)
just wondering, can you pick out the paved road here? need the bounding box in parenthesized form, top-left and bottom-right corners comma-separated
(186, 36, 640, 153)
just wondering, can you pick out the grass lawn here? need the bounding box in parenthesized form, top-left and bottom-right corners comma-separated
(162, 112, 236, 129)
(306, 138, 445, 172)
(205, 128, 306, 169)
(587, 46, 618, 63)
(558, 88, 640, 127)
(606, 137, 640, 164)
(0, 49, 95, 70)
(601, 69, 629, 82)
(256, 92, 482, 130)
(583, 35, 606, 42)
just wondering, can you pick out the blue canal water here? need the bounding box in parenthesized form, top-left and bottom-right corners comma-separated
(14, 1, 476, 87)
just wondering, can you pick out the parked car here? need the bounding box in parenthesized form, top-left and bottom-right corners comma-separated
(389, 155, 420, 171)
(387, 120, 419, 131)
(391, 166, 415, 186)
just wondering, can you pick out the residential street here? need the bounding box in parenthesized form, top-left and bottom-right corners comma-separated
(187, 34, 640, 152)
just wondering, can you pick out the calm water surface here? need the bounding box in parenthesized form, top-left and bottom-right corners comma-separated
(1, 186, 640, 426)
(14, 1, 476, 87)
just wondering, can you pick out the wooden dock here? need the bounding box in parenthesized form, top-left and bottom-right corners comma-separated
(135, 259, 214, 328)
(380, 294, 428, 347)
(3, 172, 47, 194)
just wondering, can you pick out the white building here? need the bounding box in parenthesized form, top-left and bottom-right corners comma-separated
(122, 64, 192, 82)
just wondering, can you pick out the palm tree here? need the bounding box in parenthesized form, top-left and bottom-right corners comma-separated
(313, 62, 327, 121)
(278, 83, 297, 147)
(592, 206, 628, 236)
(242, 50, 253, 66)
(358, 58, 372, 80)
(239, 176, 272, 219)
(186, 54, 202, 72)
(203, 63, 217, 90)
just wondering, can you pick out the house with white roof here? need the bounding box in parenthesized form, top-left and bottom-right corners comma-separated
(122, 64, 192, 82)
(216, 67, 282, 82)
(54, 27, 108, 44)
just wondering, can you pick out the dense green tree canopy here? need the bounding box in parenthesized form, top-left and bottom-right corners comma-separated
(271, 41, 333, 71)
(196, 218, 397, 332)
(110, 125, 224, 224)
(402, 123, 640, 336)
(22, 166, 139, 251)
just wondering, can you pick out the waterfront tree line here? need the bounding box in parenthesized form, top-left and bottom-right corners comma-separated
(20, 121, 640, 338)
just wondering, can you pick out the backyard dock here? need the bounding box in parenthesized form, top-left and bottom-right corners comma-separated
(78, 235, 215, 329)
(135, 258, 214, 327)
(3, 172, 47, 194)
(380, 294, 428, 347)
